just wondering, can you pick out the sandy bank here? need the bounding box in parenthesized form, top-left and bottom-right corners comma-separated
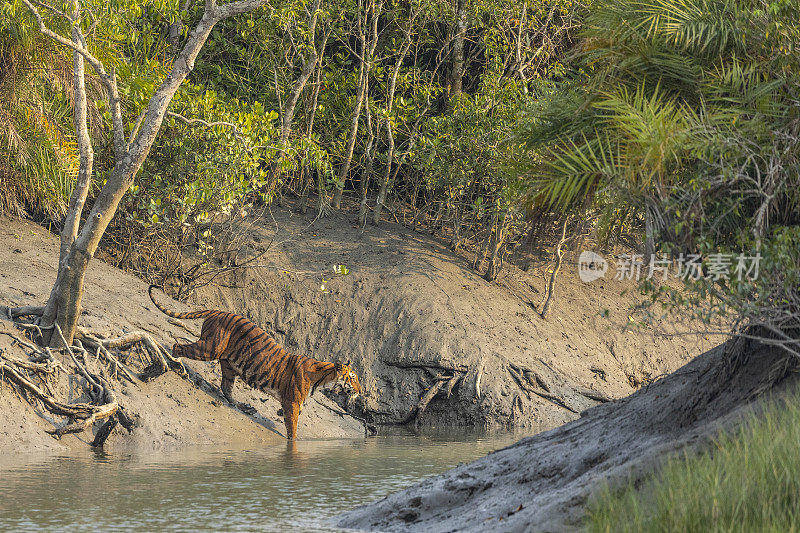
(0, 217, 364, 453)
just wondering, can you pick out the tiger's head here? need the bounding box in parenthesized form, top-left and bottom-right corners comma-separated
(335, 361, 362, 395)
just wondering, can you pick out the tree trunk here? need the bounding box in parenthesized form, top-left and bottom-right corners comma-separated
(540, 217, 568, 319)
(41, 15, 94, 340)
(473, 225, 492, 271)
(316, 167, 330, 216)
(298, 28, 328, 215)
(298, 167, 310, 214)
(167, 0, 194, 53)
(372, 119, 395, 225)
(25, 0, 270, 347)
(358, 102, 375, 227)
(450, 0, 467, 99)
(270, 0, 322, 180)
(644, 205, 655, 264)
(333, 0, 378, 209)
(371, 21, 414, 226)
(483, 211, 507, 281)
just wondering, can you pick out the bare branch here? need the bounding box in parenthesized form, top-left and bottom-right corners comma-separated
(215, 0, 271, 19)
(127, 107, 147, 150)
(166, 111, 264, 152)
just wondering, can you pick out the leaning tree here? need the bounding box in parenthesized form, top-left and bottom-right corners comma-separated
(20, 0, 273, 346)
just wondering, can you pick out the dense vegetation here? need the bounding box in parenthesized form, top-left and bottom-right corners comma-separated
(1, 0, 798, 352)
(588, 392, 800, 532)
(524, 0, 800, 354)
(1, 0, 578, 286)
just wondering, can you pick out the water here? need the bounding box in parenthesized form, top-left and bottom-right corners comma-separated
(0, 431, 519, 532)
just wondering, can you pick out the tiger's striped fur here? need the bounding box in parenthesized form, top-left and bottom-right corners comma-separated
(148, 286, 361, 439)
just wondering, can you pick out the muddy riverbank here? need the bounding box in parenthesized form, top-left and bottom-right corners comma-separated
(1, 209, 710, 451)
(337, 338, 797, 531)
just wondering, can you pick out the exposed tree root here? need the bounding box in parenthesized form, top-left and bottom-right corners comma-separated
(0, 351, 118, 438)
(74, 326, 187, 379)
(373, 371, 465, 426)
(507, 362, 611, 415)
(508, 364, 579, 414)
(7, 305, 46, 319)
(444, 374, 462, 398)
(0, 322, 144, 445)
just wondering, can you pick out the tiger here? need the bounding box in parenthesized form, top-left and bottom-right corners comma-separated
(148, 285, 361, 440)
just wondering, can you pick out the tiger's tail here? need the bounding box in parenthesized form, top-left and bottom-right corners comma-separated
(148, 285, 218, 320)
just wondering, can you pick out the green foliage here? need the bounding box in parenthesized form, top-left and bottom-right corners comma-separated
(588, 392, 800, 532)
(520, 0, 799, 348)
(0, 3, 85, 219)
(5, 0, 580, 283)
(129, 84, 280, 232)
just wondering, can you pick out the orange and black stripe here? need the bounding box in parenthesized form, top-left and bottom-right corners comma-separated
(148, 286, 360, 439)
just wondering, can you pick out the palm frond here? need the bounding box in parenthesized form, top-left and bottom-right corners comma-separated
(530, 133, 620, 211)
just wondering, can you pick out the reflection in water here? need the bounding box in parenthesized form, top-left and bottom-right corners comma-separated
(0, 431, 520, 532)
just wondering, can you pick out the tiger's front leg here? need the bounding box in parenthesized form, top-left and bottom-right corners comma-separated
(220, 359, 237, 404)
(281, 399, 300, 440)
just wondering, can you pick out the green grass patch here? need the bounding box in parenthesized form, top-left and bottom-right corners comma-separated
(587, 393, 800, 532)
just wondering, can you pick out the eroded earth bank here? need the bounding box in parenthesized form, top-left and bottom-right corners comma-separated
(1, 207, 714, 484)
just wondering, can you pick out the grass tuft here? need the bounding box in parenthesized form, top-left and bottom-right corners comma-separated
(587, 391, 800, 532)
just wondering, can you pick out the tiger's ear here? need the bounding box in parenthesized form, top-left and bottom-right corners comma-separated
(335, 362, 344, 372)
(345, 360, 351, 368)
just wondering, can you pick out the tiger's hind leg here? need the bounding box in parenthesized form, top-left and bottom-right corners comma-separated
(221, 359, 257, 415)
(172, 315, 229, 361)
(172, 338, 220, 361)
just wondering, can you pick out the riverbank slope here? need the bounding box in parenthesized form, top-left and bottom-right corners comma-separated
(187, 204, 713, 431)
(0, 217, 364, 452)
(337, 338, 797, 531)
(1, 207, 711, 451)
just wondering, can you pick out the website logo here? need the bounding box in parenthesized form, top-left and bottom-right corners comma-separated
(578, 251, 608, 283)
